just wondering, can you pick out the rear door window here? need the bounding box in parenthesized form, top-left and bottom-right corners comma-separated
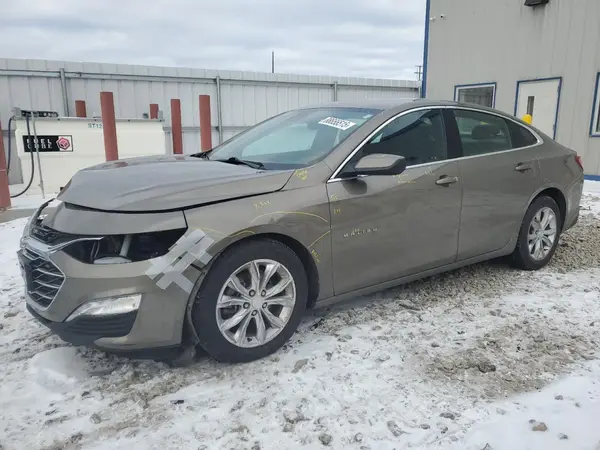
(507, 121, 539, 148)
(453, 109, 512, 156)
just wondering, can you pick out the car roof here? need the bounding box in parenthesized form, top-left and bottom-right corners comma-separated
(297, 97, 414, 110)
(298, 98, 532, 128)
(298, 98, 496, 113)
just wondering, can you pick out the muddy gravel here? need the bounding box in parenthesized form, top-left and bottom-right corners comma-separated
(315, 207, 600, 331)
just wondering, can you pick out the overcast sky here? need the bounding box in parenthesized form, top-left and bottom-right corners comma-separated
(1, 0, 425, 80)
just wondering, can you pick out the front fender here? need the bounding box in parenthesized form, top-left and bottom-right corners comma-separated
(182, 184, 333, 300)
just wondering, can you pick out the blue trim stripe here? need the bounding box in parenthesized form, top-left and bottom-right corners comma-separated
(454, 82, 497, 108)
(590, 72, 600, 137)
(585, 174, 600, 181)
(421, 0, 431, 98)
(514, 77, 562, 140)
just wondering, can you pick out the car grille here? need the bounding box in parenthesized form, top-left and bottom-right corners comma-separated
(21, 247, 65, 308)
(66, 311, 138, 337)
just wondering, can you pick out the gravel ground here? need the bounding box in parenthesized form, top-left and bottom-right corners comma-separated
(1, 188, 600, 450)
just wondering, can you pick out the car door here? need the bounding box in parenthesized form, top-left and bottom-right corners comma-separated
(326, 108, 463, 296)
(448, 108, 543, 261)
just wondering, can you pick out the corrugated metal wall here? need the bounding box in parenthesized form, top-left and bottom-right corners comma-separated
(0, 58, 419, 184)
(426, 0, 600, 175)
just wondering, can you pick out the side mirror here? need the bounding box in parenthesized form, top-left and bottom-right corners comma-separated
(353, 153, 407, 176)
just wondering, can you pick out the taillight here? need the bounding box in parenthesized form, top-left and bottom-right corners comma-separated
(575, 155, 584, 171)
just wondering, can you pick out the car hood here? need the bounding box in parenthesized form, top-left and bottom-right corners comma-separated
(57, 155, 295, 212)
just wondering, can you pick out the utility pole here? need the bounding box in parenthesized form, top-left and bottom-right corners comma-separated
(414, 65, 423, 81)
(271, 51, 275, 73)
(415, 65, 423, 98)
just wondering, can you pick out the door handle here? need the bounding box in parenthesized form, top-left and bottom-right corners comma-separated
(435, 175, 459, 186)
(515, 163, 533, 172)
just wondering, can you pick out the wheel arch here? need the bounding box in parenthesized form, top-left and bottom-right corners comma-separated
(527, 186, 567, 228)
(205, 231, 321, 309)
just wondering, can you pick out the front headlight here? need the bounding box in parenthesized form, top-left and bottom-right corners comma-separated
(63, 228, 187, 264)
(20, 198, 58, 245)
(21, 209, 38, 241)
(66, 294, 142, 322)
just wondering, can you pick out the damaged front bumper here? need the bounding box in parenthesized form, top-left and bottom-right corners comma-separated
(18, 200, 203, 359)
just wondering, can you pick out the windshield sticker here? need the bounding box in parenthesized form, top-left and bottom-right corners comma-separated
(318, 117, 357, 131)
(362, 114, 374, 119)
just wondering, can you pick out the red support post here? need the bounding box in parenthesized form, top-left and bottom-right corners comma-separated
(75, 100, 87, 118)
(149, 103, 159, 119)
(170, 99, 183, 155)
(100, 92, 119, 161)
(0, 121, 11, 209)
(199, 95, 213, 152)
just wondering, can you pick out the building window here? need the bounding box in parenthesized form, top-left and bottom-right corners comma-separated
(455, 83, 496, 108)
(526, 96, 535, 117)
(591, 73, 600, 137)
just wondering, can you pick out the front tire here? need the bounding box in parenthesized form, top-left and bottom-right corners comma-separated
(510, 195, 561, 271)
(192, 238, 307, 363)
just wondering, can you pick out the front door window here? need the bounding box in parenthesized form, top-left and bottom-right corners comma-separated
(357, 109, 447, 167)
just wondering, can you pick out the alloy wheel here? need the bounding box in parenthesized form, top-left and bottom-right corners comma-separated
(527, 207, 557, 261)
(215, 259, 296, 348)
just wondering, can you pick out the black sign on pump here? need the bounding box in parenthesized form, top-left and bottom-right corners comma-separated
(22, 135, 73, 152)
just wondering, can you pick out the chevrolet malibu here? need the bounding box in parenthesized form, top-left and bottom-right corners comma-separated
(18, 99, 584, 363)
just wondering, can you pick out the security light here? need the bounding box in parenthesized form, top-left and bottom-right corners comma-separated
(525, 0, 549, 6)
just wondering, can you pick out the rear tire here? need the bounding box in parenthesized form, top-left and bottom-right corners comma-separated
(510, 196, 561, 271)
(192, 238, 307, 363)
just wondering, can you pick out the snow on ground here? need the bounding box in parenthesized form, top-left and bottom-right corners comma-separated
(1, 185, 600, 450)
(583, 180, 600, 215)
(584, 180, 600, 194)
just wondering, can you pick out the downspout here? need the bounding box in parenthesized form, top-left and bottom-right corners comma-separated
(421, 0, 431, 98)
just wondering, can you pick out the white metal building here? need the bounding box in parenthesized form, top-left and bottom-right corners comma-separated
(422, 0, 600, 178)
(0, 58, 419, 186)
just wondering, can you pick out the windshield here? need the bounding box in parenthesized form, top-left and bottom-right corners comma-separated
(208, 107, 382, 169)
